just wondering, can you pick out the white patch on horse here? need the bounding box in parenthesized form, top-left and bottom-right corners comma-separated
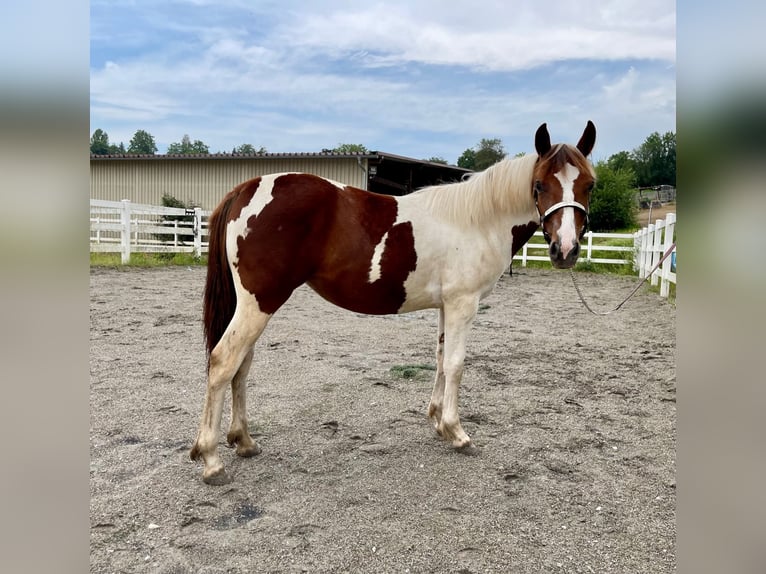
(227, 175, 281, 269)
(553, 162, 580, 256)
(368, 231, 389, 283)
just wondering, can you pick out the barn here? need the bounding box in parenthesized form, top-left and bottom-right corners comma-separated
(90, 151, 472, 210)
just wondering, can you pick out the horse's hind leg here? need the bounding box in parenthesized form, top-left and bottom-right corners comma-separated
(226, 347, 261, 457)
(191, 308, 270, 484)
(427, 308, 446, 428)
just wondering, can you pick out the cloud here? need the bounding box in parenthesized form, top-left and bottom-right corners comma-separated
(90, 1, 676, 159)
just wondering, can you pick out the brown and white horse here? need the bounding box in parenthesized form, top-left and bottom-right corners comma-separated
(191, 122, 597, 484)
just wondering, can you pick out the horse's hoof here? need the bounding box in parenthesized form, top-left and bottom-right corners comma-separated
(202, 467, 233, 486)
(236, 443, 262, 458)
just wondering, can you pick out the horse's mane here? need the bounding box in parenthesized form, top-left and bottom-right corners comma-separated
(414, 152, 539, 227)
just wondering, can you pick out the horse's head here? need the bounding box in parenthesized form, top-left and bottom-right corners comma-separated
(532, 121, 597, 269)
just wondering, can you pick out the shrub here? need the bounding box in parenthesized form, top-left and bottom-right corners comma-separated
(589, 162, 638, 231)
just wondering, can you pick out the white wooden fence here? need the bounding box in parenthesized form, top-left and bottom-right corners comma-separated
(90, 199, 211, 263)
(89, 200, 677, 297)
(634, 212, 676, 298)
(513, 230, 636, 267)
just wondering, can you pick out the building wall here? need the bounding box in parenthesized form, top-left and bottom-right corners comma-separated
(90, 157, 370, 210)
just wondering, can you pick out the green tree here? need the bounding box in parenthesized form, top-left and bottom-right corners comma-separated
(232, 143, 266, 154)
(90, 129, 111, 155)
(330, 143, 369, 154)
(474, 138, 506, 170)
(606, 150, 635, 173)
(457, 148, 476, 169)
(425, 156, 448, 164)
(632, 131, 676, 187)
(109, 142, 126, 154)
(589, 161, 638, 231)
(127, 129, 158, 155)
(167, 134, 210, 154)
(457, 138, 506, 171)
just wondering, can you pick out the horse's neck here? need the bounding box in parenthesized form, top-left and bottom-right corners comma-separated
(413, 155, 538, 229)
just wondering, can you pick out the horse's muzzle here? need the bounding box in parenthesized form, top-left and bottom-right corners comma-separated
(549, 240, 580, 269)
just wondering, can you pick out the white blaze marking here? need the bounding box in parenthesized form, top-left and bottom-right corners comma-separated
(553, 162, 580, 257)
(368, 231, 388, 283)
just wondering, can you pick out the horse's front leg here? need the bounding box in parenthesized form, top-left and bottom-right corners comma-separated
(435, 296, 478, 448)
(427, 308, 446, 427)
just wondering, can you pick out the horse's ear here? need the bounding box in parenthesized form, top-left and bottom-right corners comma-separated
(576, 120, 596, 157)
(535, 123, 551, 156)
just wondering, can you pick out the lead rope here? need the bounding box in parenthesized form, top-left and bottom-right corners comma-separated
(569, 242, 676, 316)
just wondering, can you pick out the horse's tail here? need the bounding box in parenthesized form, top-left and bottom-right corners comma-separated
(203, 189, 239, 359)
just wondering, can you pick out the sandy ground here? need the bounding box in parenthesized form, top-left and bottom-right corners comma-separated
(90, 266, 675, 573)
(637, 204, 676, 228)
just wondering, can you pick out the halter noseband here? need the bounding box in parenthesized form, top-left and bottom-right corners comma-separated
(534, 194, 590, 242)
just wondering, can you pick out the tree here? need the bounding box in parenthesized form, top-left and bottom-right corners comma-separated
(456, 138, 506, 171)
(90, 129, 111, 155)
(474, 138, 506, 170)
(425, 156, 448, 164)
(631, 131, 676, 187)
(329, 143, 369, 154)
(167, 134, 210, 154)
(127, 129, 158, 155)
(589, 161, 638, 231)
(232, 143, 266, 154)
(606, 150, 635, 173)
(457, 148, 477, 170)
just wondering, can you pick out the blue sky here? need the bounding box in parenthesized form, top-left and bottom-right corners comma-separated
(90, 0, 676, 163)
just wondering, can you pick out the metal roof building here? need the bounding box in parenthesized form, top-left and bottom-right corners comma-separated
(90, 151, 472, 210)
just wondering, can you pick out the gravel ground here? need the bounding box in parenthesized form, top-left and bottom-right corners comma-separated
(90, 266, 675, 573)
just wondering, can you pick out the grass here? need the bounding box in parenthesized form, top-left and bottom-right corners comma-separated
(90, 252, 207, 268)
(389, 364, 436, 379)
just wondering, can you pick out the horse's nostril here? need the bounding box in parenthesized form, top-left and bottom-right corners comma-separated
(571, 243, 580, 258)
(549, 241, 560, 259)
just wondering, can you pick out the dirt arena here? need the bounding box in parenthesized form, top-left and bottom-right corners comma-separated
(90, 266, 675, 573)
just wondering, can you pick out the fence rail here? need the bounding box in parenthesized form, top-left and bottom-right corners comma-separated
(634, 212, 676, 298)
(89, 199, 677, 297)
(513, 230, 636, 267)
(90, 199, 211, 263)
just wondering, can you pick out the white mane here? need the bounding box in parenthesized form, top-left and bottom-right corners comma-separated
(413, 153, 539, 228)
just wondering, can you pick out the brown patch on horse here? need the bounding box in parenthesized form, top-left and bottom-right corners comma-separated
(511, 221, 539, 256)
(233, 174, 418, 316)
(532, 145, 594, 235)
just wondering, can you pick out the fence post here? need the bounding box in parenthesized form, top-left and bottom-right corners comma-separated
(521, 242, 528, 267)
(585, 230, 593, 261)
(650, 219, 664, 286)
(120, 199, 131, 264)
(193, 208, 203, 258)
(633, 232, 641, 272)
(660, 212, 676, 298)
(640, 224, 653, 278)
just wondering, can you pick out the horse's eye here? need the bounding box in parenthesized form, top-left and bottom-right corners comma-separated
(587, 182, 595, 193)
(534, 181, 544, 194)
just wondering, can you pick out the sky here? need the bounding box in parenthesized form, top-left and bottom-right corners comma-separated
(90, 0, 676, 164)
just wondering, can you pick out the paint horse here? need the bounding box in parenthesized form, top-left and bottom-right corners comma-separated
(191, 121, 597, 484)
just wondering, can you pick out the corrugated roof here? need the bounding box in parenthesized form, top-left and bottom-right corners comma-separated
(89, 150, 470, 171)
(90, 151, 377, 160)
